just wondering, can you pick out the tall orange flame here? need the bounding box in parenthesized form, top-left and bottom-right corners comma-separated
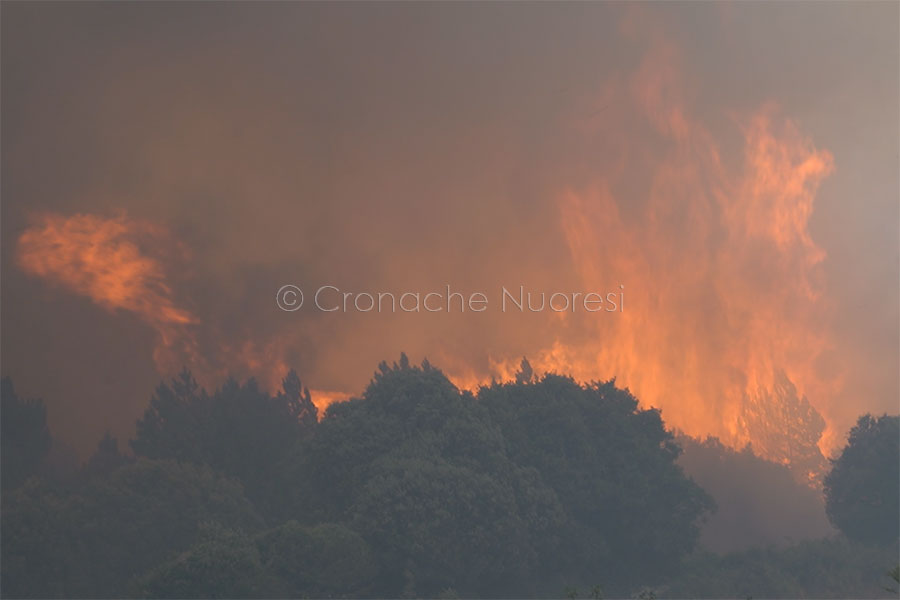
(446, 31, 841, 473)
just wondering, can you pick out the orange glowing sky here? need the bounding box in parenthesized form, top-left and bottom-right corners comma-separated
(2, 3, 897, 459)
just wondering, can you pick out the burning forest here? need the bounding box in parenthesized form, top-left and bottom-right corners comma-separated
(2, 2, 898, 599)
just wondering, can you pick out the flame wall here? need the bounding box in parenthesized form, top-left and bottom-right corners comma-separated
(3, 3, 897, 458)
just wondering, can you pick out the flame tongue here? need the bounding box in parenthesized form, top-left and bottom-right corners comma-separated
(446, 42, 839, 470)
(16, 212, 200, 373)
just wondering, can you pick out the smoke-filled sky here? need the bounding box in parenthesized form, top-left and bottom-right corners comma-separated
(2, 2, 898, 459)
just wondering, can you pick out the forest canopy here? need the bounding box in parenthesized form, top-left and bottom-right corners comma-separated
(1, 359, 897, 599)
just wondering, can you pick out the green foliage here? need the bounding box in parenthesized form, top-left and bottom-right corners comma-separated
(256, 520, 376, 597)
(138, 523, 271, 598)
(83, 432, 130, 479)
(479, 375, 714, 593)
(664, 537, 899, 599)
(1, 377, 52, 491)
(633, 588, 657, 600)
(349, 456, 538, 595)
(0, 479, 75, 597)
(131, 369, 316, 514)
(283, 361, 712, 596)
(1, 459, 262, 597)
(3, 365, 894, 599)
(824, 414, 900, 545)
(885, 565, 899, 594)
(289, 357, 561, 596)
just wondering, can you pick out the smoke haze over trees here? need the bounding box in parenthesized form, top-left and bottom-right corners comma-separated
(2, 2, 897, 464)
(1, 3, 898, 598)
(2, 359, 897, 598)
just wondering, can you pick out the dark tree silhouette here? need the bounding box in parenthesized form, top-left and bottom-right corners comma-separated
(285, 356, 552, 597)
(257, 521, 376, 598)
(3, 360, 894, 599)
(83, 432, 129, 479)
(824, 413, 899, 545)
(1, 377, 52, 491)
(1, 459, 262, 597)
(130, 368, 316, 511)
(138, 523, 269, 599)
(280, 369, 318, 429)
(479, 375, 715, 594)
(515, 357, 534, 384)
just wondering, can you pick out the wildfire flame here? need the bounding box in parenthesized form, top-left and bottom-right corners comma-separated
(14, 21, 845, 472)
(445, 30, 841, 471)
(16, 212, 347, 413)
(16, 212, 200, 373)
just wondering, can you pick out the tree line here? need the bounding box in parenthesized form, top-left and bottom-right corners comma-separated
(1, 356, 897, 598)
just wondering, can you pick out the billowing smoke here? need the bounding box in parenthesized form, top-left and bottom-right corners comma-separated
(3, 3, 897, 461)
